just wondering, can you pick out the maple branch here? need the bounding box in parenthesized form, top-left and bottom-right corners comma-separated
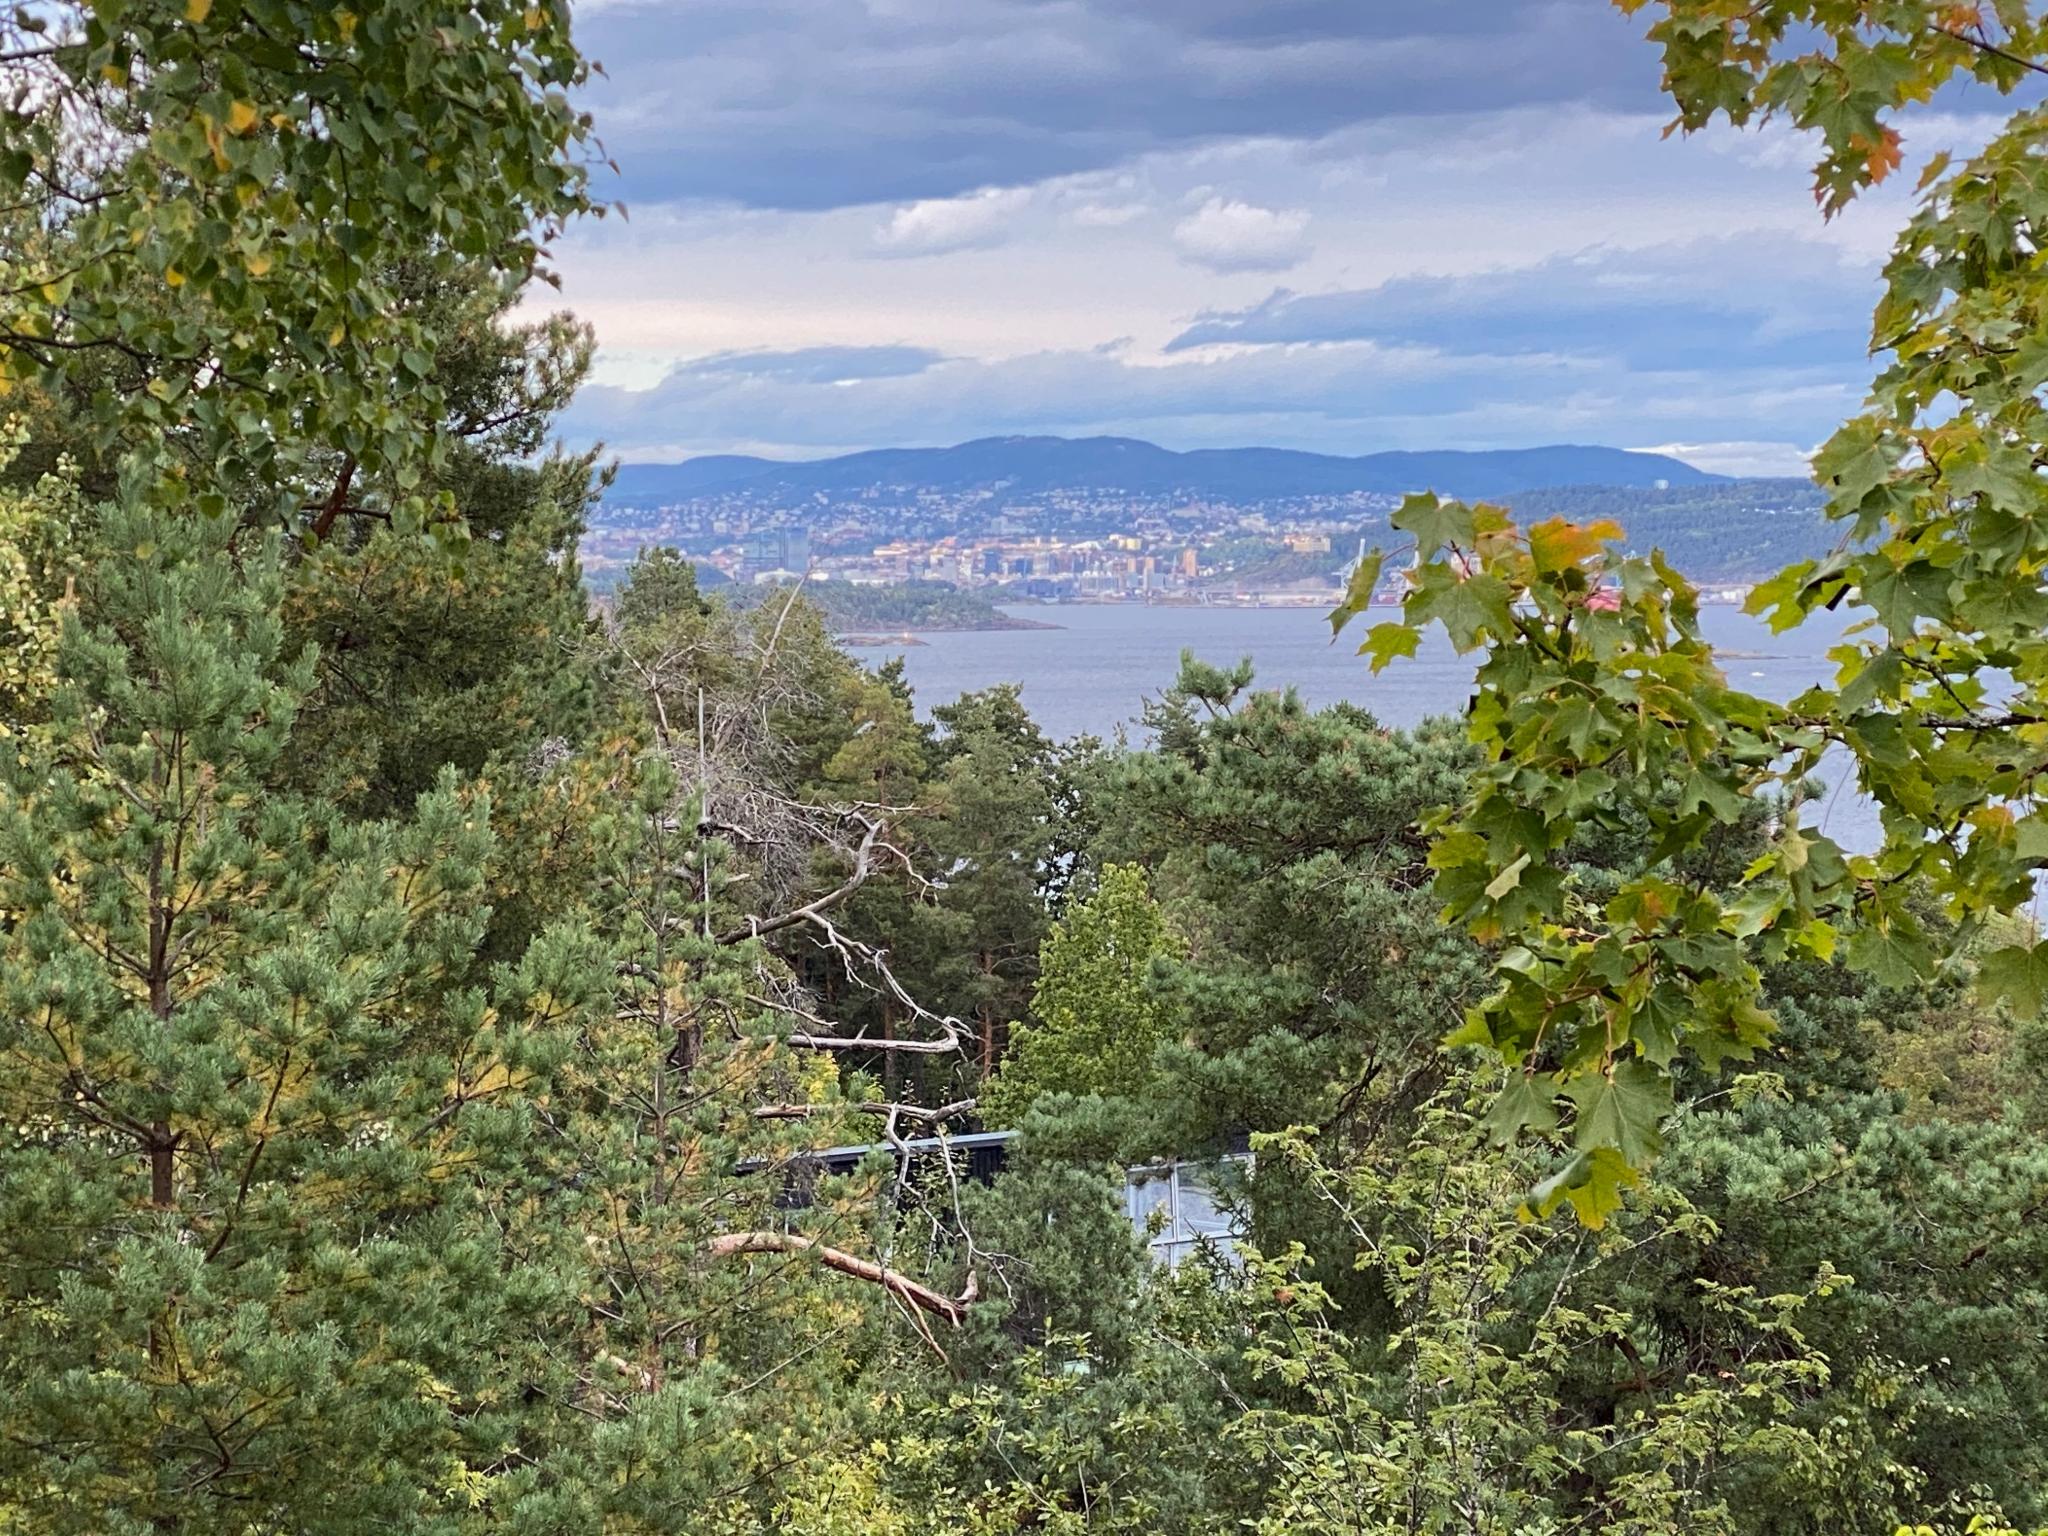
(308, 455, 357, 543)
(1935, 23, 2048, 78)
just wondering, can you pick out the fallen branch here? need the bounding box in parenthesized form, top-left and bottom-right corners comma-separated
(706, 1232, 976, 1325)
(742, 991, 964, 1054)
(752, 1098, 977, 1125)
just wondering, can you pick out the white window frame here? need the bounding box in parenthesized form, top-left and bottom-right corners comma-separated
(1123, 1153, 1250, 1269)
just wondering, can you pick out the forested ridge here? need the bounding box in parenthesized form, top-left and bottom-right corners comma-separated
(3, 3, 2047, 1534)
(1209, 480, 1836, 589)
(1503, 480, 1833, 584)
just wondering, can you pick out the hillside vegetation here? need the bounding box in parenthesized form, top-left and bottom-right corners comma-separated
(1505, 478, 1832, 583)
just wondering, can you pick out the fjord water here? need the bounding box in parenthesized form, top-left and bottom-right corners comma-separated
(849, 602, 1880, 850)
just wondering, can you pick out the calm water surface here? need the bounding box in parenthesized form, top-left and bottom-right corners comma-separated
(848, 602, 1880, 849)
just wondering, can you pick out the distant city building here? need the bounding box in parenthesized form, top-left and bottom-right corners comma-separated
(742, 527, 811, 578)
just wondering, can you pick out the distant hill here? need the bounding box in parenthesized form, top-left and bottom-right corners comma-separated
(1503, 479, 1830, 585)
(1178, 480, 1830, 589)
(601, 436, 1722, 509)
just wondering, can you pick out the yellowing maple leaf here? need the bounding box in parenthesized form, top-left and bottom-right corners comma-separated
(1528, 517, 1625, 574)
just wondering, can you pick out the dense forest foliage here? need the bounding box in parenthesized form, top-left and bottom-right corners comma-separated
(3, 2, 2047, 1534)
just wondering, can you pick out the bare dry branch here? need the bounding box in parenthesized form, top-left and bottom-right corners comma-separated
(751, 1097, 978, 1125)
(705, 1231, 974, 1325)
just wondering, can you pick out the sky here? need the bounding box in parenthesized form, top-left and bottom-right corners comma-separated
(538, 0, 2007, 476)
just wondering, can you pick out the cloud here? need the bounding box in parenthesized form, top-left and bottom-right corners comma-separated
(873, 187, 1031, 257)
(574, 0, 1667, 211)
(1637, 440, 1818, 477)
(663, 345, 949, 384)
(1171, 197, 1312, 273)
(1166, 235, 1878, 370)
(1068, 201, 1148, 228)
(541, 13, 1961, 466)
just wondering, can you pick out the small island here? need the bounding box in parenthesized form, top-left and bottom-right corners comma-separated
(735, 578, 1059, 636)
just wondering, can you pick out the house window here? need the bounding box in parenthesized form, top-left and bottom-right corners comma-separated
(1124, 1157, 1246, 1268)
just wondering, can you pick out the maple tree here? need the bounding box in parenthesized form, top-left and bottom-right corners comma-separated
(0, 0, 600, 540)
(1335, 0, 2048, 1221)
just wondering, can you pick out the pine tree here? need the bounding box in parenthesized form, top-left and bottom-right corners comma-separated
(920, 686, 1063, 1078)
(0, 410, 82, 755)
(1096, 658, 1488, 1153)
(0, 503, 604, 1533)
(610, 547, 711, 634)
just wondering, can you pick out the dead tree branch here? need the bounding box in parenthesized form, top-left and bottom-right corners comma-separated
(705, 1232, 976, 1325)
(752, 1098, 978, 1125)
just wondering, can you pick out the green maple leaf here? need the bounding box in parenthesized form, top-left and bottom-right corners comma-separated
(1392, 493, 1478, 558)
(1484, 850, 1533, 902)
(2016, 814, 2048, 863)
(1745, 560, 1821, 633)
(1328, 551, 1384, 636)
(1524, 1147, 1638, 1231)
(1358, 621, 1420, 673)
(1408, 567, 1514, 651)
(1976, 942, 2048, 1019)
(1627, 985, 1687, 1068)
(1837, 647, 1904, 713)
(1860, 560, 1937, 639)
(1845, 920, 1934, 989)
(1482, 1074, 1560, 1144)
(1812, 418, 1894, 506)
(1564, 1058, 1671, 1165)
(1945, 443, 2041, 510)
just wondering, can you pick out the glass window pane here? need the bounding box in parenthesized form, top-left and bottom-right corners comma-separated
(1126, 1170, 1171, 1233)
(1174, 1164, 1236, 1239)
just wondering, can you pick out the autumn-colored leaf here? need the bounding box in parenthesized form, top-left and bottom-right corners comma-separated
(1528, 517, 1624, 574)
(1855, 127, 1904, 184)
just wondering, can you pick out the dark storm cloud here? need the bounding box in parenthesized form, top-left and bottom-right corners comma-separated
(576, 0, 1666, 210)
